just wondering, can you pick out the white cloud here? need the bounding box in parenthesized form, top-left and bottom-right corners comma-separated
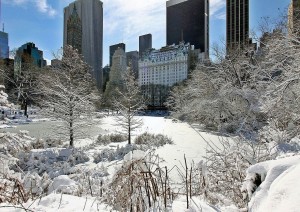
(4, 0, 57, 17)
(210, 0, 226, 20)
(102, 0, 166, 45)
(34, 0, 57, 16)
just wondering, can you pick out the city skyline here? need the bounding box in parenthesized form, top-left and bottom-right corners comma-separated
(2, 0, 290, 65)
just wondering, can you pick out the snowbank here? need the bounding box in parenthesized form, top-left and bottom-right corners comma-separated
(0, 193, 110, 212)
(244, 155, 300, 212)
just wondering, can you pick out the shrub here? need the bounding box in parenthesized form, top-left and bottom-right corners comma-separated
(96, 133, 127, 145)
(93, 144, 138, 163)
(134, 132, 173, 147)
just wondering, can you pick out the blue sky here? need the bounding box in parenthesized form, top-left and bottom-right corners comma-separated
(2, 0, 290, 66)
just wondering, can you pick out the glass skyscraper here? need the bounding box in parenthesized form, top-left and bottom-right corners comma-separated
(64, 0, 103, 90)
(0, 31, 9, 59)
(166, 0, 209, 55)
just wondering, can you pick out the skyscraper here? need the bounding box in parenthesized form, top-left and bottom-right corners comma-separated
(288, 0, 300, 35)
(109, 43, 125, 67)
(126, 51, 139, 79)
(0, 31, 9, 59)
(226, 0, 249, 51)
(14, 42, 46, 75)
(139, 34, 152, 57)
(166, 0, 209, 55)
(64, 0, 103, 89)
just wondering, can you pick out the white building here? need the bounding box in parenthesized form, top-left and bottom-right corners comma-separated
(138, 42, 190, 107)
(138, 42, 190, 87)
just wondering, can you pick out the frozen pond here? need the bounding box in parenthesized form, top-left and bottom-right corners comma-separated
(0, 120, 104, 140)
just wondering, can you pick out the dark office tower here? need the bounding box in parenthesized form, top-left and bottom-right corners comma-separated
(126, 51, 139, 79)
(109, 43, 125, 66)
(166, 0, 209, 54)
(0, 31, 9, 59)
(139, 34, 152, 57)
(288, 0, 300, 35)
(64, 0, 103, 90)
(226, 0, 249, 52)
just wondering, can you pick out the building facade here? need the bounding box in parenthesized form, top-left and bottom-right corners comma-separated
(14, 42, 46, 75)
(139, 43, 190, 106)
(64, 0, 103, 89)
(126, 51, 139, 79)
(109, 43, 125, 67)
(226, 0, 249, 52)
(104, 48, 127, 102)
(139, 34, 152, 58)
(288, 0, 300, 35)
(0, 31, 9, 59)
(166, 0, 209, 56)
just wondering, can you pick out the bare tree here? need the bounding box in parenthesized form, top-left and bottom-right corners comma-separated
(113, 68, 144, 145)
(38, 45, 99, 147)
(0, 53, 41, 116)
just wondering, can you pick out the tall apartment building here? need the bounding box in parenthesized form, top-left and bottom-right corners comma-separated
(139, 34, 152, 57)
(288, 0, 300, 35)
(126, 51, 139, 79)
(139, 42, 190, 106)
(14, 42, 46, 75)
(64, 0, 103, 89)
(226, 0, 249, 52)
(166, 0, 209, 56)
(104, 48, 127, 98)
(109, 43, 125, 67)
(0, 31, 9, 59)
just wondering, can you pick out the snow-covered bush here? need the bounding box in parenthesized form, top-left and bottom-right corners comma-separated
(31, 138, 65, 149)
(17, 148, 89, 178)
(23, 172, 52, 197)
(71, 165, 109, 197)
(93, 144, 138, 163)
(134, 132, 173, 147)
(198, 137, 274, 208)
(104, 150, 172, 211)
(48, 175, 80, 195)
(0, 174, 28, 204)
(96, 133, 127, 145)
(0, 131, 35, 158)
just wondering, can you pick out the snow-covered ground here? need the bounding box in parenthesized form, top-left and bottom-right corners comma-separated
(1, 114, 300, 211)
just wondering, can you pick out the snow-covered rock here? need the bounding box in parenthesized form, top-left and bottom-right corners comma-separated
(48, 175, 79, 195)
(243, 155, 300, 212)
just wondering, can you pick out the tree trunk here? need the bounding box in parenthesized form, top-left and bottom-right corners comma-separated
(24, 100, 28, 116)
(69, 103, 74, 147)
(128, 121, 131, 145)
(70, 121, 74, 147)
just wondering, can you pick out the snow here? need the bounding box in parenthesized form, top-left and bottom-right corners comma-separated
(0, 193, 110, 212)
(245, 155, 300, 212)
(172, 196, 217, 212)
(48, 175, 79, 194)
(101, 115, 221, 181)
(3, 113, 299, 211)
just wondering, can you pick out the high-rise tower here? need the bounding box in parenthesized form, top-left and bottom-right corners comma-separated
(64, 0, 103, 89)
(166, 0, 209, 55)
(226, 0, 249, 52)
(109, 43, 125, 67)
(139, 34, 152, 57)
(0, 31, 8, 59)
(288, 0, 300, 35)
